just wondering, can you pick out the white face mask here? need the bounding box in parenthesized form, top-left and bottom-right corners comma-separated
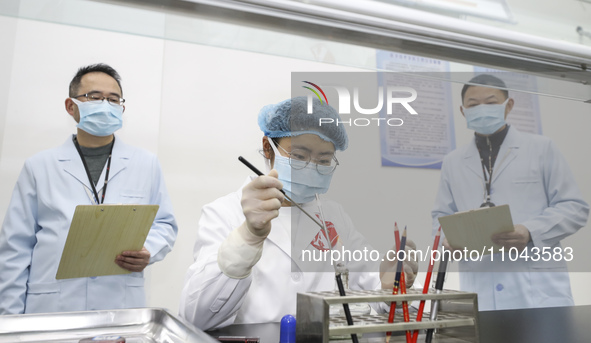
(72, 98, 123, 136)
(462, 99, 509, 135)
(268, 138, 333, 204)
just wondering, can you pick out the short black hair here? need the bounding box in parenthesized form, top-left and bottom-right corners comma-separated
(461, 74, 508, 103)
(69, 63, 122, 97)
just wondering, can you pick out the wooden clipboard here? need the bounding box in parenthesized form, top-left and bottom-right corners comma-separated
(56, 204, 159, 279)
(438, 204, 514, 254)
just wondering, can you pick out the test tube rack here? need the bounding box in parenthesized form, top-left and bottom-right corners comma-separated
(296, 288, 479, 343)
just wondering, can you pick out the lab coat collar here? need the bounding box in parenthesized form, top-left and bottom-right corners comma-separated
(291, 200, 342, 268)
(291, 202, 323, 262)
(489, 126, 520, 181)
(463, 140, 483, 179)
(463, 126, 521, 181)
(58, 134, 132, 196)
(266, 208, 292, 258)
(269, 199, 323, 263)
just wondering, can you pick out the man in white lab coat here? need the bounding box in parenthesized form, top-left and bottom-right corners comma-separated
(432, 74, 589, 310)
(180, 97, 417, 330)
(0, 64, 178, 314)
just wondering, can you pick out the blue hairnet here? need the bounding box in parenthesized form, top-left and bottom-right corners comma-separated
(257, 96, 348, 151)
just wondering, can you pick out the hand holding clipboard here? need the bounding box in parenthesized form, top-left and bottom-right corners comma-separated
(438, 204, 514, 254)
(56, 204, 158, 279)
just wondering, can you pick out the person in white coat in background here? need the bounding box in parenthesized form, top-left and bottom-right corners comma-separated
(432, 74, 589, 311)
(180, 96, 418, 330)
(0, 63, 178, 314)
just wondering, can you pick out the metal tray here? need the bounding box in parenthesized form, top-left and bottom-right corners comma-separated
(0, 308, 219, 343)
(297, 289, 479, 343)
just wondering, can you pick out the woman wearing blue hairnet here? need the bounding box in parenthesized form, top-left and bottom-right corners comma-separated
(179, 97, 417, 330)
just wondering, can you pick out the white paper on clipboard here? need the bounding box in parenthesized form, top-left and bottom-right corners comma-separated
(438, 204, 514, 254)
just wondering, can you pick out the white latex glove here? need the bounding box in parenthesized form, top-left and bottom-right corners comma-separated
(218, 170, 285, 279)
(240, 169, 285, 238)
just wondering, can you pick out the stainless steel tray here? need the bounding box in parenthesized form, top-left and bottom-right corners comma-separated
(0, 308, 219, 343)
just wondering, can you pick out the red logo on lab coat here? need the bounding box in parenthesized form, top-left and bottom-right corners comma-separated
(310, 217, 339, 251)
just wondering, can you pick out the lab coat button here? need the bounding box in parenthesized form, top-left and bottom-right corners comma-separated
(496, 283, 504, 291)
(291, 272, 301, 282)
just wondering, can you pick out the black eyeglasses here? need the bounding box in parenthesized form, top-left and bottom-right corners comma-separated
(73, 91, 125, 106)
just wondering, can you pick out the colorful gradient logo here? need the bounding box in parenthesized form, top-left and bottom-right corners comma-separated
(302, 81, 329, 105)
(301, 80, 417, 127)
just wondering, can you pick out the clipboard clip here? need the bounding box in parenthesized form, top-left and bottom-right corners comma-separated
(480, 201, 496, 208)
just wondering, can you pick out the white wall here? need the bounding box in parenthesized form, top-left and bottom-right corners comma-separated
(0, 14, 589, 315)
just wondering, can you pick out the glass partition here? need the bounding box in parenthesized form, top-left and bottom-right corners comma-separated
(1, 0, 590, 102)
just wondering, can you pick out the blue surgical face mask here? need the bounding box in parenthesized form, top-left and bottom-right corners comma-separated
(462, 99, 509, 135)
(72, 98, 123, 136)
(269, 138, 333, 204)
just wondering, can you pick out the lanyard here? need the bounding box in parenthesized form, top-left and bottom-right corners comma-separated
(73, 136, 115, 205)
(478, 137, 495, 208)
(479, 158, 494, 207)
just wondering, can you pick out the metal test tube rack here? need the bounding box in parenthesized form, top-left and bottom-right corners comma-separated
(296, 288, 479, 343)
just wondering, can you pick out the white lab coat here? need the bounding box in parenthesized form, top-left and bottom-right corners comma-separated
(432, 127, 589, 310)
(179, 178, 382, 330)
(0, 136, 178, 314)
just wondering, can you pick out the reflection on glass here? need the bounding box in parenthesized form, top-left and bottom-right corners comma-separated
(373, 0, 591, 47)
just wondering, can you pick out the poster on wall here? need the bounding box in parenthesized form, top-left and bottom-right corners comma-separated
(473, 67, 543, 135)
(376, 51, 455, 169)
